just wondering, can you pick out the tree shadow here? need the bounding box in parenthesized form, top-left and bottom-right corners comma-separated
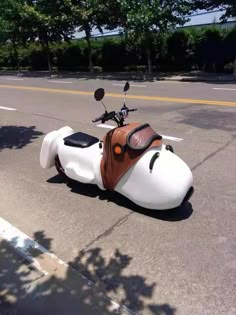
(47, 175, 193, 222)
(0, 230, 176, 314)
(0, 125, 44, 151)
(178, 109, 236, 133)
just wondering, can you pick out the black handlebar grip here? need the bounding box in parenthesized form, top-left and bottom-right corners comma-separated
(92, 117, 102, 123)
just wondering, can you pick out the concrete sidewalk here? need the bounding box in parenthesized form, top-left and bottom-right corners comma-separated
(1, 70, 236, 82)
(0, 238, 126, 315)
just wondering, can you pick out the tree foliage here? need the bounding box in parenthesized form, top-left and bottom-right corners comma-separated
(22, 0, 74, 72)
(0, 0, 235, 73)
(114, 0, 194, 74)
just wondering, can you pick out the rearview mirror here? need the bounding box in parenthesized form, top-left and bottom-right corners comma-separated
(94, 88, 105, 101)
(123, 82, 130, 92)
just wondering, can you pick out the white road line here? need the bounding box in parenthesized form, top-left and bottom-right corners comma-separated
(97, 124, 183, 141)
(162, 135, 183, 142)
(0, 106, 16, 111)
(112, 83, 147, 88)
(48, 80, 73, 84)
(6, 78, 24, 81)
(97, 124, 115, 129)
(213, 87, 236, 91)
(155, 81, 190, 84)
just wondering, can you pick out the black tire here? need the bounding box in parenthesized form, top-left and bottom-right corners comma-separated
(55, 155, 67, 180)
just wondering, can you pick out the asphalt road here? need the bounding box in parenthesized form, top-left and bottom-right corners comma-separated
(0, 76, 236, 315)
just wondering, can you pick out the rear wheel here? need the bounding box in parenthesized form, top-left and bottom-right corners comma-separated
(55, 155, 67, 179)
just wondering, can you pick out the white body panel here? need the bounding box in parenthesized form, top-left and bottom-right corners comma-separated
(40, 127, 105, 190)
(40, 127, 193, 210)
(115, 145, 193, 209)
(58, 139, 104, 190)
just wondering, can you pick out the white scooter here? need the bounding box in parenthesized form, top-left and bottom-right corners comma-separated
(40, 82, 193, 210)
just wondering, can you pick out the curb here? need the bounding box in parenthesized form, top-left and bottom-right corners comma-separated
(1, 71, 236, 83)
(0, 217, 135, 315)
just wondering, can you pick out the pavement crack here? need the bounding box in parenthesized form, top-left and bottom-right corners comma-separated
(34, 112, 67, 122)
(191, 137, 234, 172)
(81, 212, 133, 251)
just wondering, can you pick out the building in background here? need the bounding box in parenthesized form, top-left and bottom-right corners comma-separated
(74, 9, 236, 39)
(183, 9, 236, 29)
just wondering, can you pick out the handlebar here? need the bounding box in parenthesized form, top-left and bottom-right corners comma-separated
(92, 114, 106, 123)
(92, 108, 137, 125)
(92, 114, 105, 123)
(92, 111, 116, 123)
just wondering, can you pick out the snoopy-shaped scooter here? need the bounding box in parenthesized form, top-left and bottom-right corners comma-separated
(40, 82, 193, 210)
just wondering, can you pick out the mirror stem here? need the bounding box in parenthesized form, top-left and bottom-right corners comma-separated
(123, 92, 127, 108)
(101, 100, 107, 112)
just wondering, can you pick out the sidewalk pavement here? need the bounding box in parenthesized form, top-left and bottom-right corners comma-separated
(0, 237, 125, 315)
(1, 70, 236, 82)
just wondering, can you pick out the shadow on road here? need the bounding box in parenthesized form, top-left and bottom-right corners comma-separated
(0, 231, 176, 315)
(47, 175, 193, 222)
(0, 125, 44, 151)
(178, 109, 236, 133)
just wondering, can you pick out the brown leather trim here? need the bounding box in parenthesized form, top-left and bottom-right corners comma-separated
(100, 123, 162, 190)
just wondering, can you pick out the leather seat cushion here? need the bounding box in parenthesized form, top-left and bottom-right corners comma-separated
(64, 132, 99, 148)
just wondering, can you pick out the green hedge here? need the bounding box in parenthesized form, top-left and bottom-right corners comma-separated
(0, 27, 235, 73)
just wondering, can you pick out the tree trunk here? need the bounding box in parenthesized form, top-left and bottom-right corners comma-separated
(85, 29, 93, 73)
(146, 47, 152, 75)
(44, 42, 52, 74)
(12, 41, 20, 72)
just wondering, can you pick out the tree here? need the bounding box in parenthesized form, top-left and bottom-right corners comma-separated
(71, 0, 119, 73)
(166, 30, 193, 71)
(71, 0, 97, 73)
(193, 1, 236, 21)
(193, 1, 236, 74)
(0, 0, 30, 70)
(22, 0, 74, 73)
(224, 27, 236, 74)
(116, 0, 194, 75)
(194, 27, 223, 72)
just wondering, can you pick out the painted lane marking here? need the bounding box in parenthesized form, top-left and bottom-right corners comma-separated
(213, 87, 236, 91)
(97, 124, 183, 141)
(48, 80, 73, 84)
(1, 84, 236, 107)
(161, 135, 183, 142)
(6, 78, 24, 81)
(155, 80, 190, 84)
(0, 106, 16, 111)
(112, 83, 147, 88)
(97, 124, 115, 129)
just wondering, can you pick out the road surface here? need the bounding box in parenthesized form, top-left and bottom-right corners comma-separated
(0, 75, 235, 315)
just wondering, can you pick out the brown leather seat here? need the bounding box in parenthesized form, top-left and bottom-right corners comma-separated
(100, 123, 162, 190)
